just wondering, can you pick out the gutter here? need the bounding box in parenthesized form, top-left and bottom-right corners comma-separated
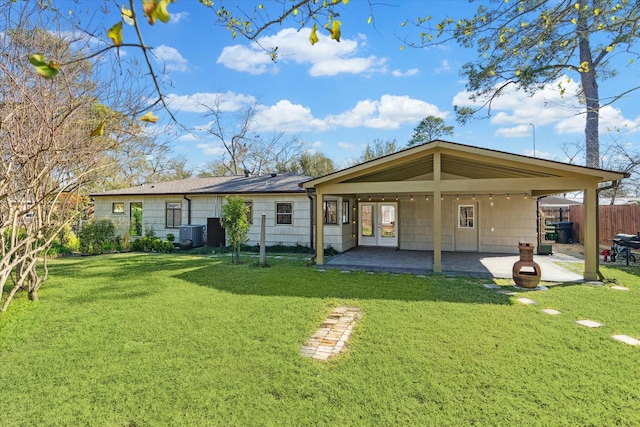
(305, 188, 315, 250)
(183, 194, 192, 225)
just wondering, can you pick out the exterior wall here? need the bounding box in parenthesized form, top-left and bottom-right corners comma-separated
(93, 194, 313, 248)
(319, 196, 356, 253)
(478, 196, 537, 253)
(93, 196, 195, 240)
(396, 196, 537, 254)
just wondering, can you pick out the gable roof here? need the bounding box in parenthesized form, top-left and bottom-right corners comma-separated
(302, 140, 628, 189)
(91, 173, 310, 197)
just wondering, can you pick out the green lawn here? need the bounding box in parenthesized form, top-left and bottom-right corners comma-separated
(1, 252, 639, 426)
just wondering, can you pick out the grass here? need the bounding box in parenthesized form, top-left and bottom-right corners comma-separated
(1, 252, 639, 426)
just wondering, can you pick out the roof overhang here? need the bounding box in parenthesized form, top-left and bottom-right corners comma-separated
(302, 140, 628, 197)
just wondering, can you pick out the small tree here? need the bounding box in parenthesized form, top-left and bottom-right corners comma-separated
(221, 196, 250, 263)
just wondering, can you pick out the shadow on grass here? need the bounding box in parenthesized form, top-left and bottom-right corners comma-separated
(48, 252, 513, 305)
(175, 263, 512, 305)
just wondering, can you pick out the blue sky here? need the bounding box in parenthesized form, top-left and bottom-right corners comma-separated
(100, 0, 639, 172)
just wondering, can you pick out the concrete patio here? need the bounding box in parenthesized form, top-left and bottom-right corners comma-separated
(323, 246, 584, 282)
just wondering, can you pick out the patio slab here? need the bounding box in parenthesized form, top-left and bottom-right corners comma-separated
(323, 247, 583, 282)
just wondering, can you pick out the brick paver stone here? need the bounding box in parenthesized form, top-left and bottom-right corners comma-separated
(517, 298, 537, 305)
(301, 306, 361, 361)
(541, 308, 562, 315)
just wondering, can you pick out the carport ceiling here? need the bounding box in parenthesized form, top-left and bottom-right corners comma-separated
(342, 153, 557, 183)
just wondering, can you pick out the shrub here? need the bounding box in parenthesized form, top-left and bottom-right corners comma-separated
(166, 233, 175, 243)
(78, 219, 116, 254)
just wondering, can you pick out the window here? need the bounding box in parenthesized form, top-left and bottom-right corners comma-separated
(112, 202, 124, 214)
(276, 202, 293, 225)
(130, 202, 142, 236)
(245, 201, 253, 224)
(361, 205, 373, 237)
(342, 200, 350, 224)
(323, 200, 338, 224)
(459, 205, 475, 228)
(166, 202, 182, 228)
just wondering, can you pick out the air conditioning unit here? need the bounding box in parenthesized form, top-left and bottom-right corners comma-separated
(179, 224, 205, 248)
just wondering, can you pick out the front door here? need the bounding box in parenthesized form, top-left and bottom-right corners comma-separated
(359, 202, 398, 247)
(455, 202, 478, 251)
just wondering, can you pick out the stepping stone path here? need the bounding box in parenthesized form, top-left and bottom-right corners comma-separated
(575, 319, 604, 328)
(611, 285, 629, 291)
(479, 279, 638, 347)
(301, 307, 361, 361)
(611, 335, 640, 346)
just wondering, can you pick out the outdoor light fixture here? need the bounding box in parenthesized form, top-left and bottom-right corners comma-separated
(507, 193, 511, 200)
(456, 194, 460, 200)
(425, 195, 429, 201)
(410, 195, 414, 201)
(395, 195, 399, 201)
(472, 194, 476, 200)
(489, 194, 493, 200)
(381, 195, 385, 201)
(368, 196, 371, 201)
(357, 195, 361, 201)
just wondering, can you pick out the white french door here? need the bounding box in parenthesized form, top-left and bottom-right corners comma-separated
(358, 202, 398, 247)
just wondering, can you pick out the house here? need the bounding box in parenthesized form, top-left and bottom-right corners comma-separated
(301, 140, 627, 281)
(92, 140, 627, 281)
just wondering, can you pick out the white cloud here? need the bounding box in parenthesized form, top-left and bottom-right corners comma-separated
(176, 133, 201, 142)
(327, 95, 448, 130)
(253, 100, 327, 132)
(392, 68, 419, 77)
(453, 76, 640, 137)
(166, 91, 257, 113)
(170, 11, 189, 24)
(338, 142, 357, 150)
(495, 124, 533, 138)
(217, 27, 387, 76)
(434, 60, 452, 74)
(152, 45, 188, 72)
(196, 142, 226, 157)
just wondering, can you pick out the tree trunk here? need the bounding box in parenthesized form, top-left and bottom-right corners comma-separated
(578, 5, 600, 168)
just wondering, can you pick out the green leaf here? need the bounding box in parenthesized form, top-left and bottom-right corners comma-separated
(309, 23, 319, 45)
(90, 122, 105, 137)
(28, 54, 59, 79)
(329, 20, 341, 42)
(121, 4, 135, 25)
(107, 21, 123, 46)
(139, 111, 159, 123)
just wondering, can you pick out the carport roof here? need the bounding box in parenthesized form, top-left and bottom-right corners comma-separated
(301, 140, 628, 189)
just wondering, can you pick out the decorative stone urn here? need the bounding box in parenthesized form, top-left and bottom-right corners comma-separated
(512, 243, 542, 288)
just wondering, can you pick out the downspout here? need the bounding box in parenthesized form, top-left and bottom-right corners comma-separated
(595, 181, 619, 281)
(183, 194, 192, 225)
(306, 188, 315, 250)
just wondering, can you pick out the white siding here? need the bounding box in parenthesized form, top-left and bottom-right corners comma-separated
(93, 193, 313, 247)
(397, 196, 536, 254)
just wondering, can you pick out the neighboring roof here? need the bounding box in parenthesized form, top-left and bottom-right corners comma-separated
(91, 173, 310, 197)
(539, 196, 583, 206)
(302, 140, 629, 189)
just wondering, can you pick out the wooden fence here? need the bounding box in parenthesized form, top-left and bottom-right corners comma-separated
(569, 204, 640, 246)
